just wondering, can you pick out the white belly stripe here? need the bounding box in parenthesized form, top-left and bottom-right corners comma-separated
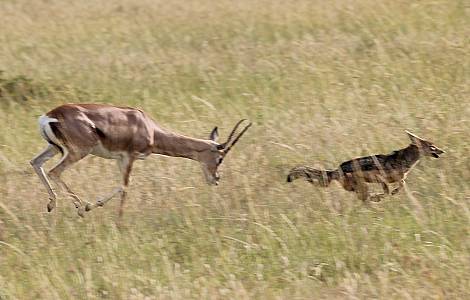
(90, 142, 150, 160)
(90, 143, 123, 159)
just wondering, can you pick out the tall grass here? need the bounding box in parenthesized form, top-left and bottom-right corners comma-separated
(0, 0, 469, 298)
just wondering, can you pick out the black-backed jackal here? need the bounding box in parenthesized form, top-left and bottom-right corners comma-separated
(287, 131, 445, 202)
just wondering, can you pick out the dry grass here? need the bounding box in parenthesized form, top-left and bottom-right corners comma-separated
(0, 0, 469, 298)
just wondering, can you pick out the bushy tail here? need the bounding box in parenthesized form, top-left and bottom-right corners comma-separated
(286, 166, 339, 187)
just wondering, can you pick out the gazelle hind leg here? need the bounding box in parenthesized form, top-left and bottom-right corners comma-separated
(30, 144, 60, 211)
(48, 149, 90, 216)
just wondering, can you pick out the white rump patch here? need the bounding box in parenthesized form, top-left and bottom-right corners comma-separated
(38, 115, 58, 126)
(38, 115, 61, 145)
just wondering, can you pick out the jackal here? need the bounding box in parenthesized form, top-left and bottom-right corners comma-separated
(287, 131, 445, 201)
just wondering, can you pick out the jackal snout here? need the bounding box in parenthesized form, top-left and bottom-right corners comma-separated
(405, 130, 445, 158)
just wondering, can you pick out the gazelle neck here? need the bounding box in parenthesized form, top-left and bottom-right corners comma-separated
(152, 128, 214, 161)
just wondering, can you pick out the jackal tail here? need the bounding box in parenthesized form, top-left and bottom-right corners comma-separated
(286, 166, 339, 187)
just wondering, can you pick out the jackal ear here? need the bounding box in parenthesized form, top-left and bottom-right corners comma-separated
(405, 130, 422, 144)
(209, 127, 219, 142)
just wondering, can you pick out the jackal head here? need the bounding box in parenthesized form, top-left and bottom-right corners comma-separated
(406, 130, 445, 158)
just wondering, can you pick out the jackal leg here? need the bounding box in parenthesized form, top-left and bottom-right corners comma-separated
(391, 179, 406, 195)
(380, 181, 390, 195)
(352, 181, 370, 202)
(369, 193, 385, 202)
(341, 175, 378, 202)
(354, 175, 389, 202)
(363, 182, 388, 202)
(353, 180, 387, 202)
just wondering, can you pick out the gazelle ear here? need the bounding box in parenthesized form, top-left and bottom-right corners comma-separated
(209, 127, 219, 141)
(405, 130, 421, 144)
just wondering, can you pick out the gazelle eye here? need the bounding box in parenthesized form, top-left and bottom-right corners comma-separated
(430, 146, 436, 151)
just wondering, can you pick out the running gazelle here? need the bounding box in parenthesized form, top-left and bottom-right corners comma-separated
(31, 103, 252, 217)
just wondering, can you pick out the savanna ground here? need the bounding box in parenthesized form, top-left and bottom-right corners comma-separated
(0, 0, 469, 298)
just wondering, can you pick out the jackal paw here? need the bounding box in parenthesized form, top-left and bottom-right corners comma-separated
(369, 195, 384, 202)
(77, 207, 86, 218)
(47, 200, 56, 212)
(84, 202, 93, 211)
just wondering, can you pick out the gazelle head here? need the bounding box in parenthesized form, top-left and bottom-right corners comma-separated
(406, 130, 445, 158)
(200, 119, 252, 185)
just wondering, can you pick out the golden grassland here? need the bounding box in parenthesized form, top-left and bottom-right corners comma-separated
(0, 0, 469, 298)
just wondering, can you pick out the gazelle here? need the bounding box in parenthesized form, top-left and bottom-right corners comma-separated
(30, 103, 252, 217)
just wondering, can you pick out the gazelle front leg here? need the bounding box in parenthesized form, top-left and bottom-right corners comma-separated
(117, 155, 134, 217)
(85, 155, 134, 217)
(85, 187, 125, 211)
